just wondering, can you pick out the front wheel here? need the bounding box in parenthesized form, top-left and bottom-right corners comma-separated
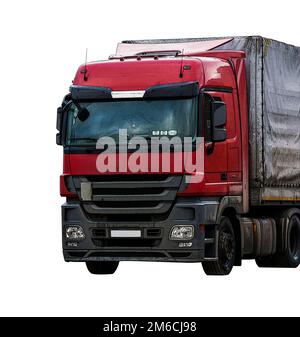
(86, 261, 119, 274)
(202, 217, 235, 275)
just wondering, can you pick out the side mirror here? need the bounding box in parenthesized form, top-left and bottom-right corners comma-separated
(56, 132, 62, 145)
(56, 106, 63, 145)
(56, 94, 72, 146)
(212, 101, 227, 142)
(56, 107, 63, 131)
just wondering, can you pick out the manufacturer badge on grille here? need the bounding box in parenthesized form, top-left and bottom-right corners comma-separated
(178, 242, 192, 248)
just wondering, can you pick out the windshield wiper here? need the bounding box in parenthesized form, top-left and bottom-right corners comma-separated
(128, 133, 152, 140)
(70, 137, 98, 142)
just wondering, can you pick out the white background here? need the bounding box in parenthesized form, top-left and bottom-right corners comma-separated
(0, 0, 299, 317)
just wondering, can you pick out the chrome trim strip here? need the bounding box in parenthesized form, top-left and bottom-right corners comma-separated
(111, 230, 142, 238)
(111, 90, 145, 99)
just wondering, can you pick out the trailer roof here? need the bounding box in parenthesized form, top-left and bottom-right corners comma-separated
(115, 37, 233, 57)
(116, 36, 300, 57)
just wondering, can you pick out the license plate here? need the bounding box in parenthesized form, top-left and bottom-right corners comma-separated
(110, 230, 141, 238)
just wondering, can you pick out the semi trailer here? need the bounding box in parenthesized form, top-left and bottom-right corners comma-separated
(56, 36, 300, 275)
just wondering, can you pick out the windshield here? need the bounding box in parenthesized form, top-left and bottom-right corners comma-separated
(66, 97, 198, 146)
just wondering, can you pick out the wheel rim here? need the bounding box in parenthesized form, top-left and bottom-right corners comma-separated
(219, 227, 235, 271)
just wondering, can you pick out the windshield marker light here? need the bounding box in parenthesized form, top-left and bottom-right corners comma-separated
(66, 226, 85, 240)
(170, 225, 194, 240)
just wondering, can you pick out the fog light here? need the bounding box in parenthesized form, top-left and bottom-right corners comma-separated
(170, 225, 194, 240)
(66, 226, 85, 240)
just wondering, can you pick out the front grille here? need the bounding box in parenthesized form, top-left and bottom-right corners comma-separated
(87, 213, 168, 222)
(72, 174, 182, 221)
(93, 187, 165, 195)
(94, 201, 160, 208)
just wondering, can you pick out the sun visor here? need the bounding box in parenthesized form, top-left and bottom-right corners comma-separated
(144, 81, 199, 98)
(70, 85, 112, 100)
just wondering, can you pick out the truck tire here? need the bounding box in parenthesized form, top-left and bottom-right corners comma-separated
(86, 261, 119, 274)
(256, 213, 300, 268)
(202, 217, 235, 275)
(255, 256, 274, 267)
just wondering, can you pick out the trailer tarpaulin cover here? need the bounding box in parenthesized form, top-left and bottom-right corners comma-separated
(215, 37, 300, 202)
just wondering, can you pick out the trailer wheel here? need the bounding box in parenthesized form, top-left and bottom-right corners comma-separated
(276, 213, 300, 267)
(86, 261, 119, 274)
(256, 213, 300, 268)
(202, 217, 235, 275)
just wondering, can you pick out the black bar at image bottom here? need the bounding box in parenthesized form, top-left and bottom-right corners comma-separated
(0, 317, 298, 336)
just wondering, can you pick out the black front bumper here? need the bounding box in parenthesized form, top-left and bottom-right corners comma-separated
(62, 197, 220, 262)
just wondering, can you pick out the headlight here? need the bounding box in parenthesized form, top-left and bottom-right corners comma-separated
(170, 225, 194, 240)
(66, 226, 85, 240)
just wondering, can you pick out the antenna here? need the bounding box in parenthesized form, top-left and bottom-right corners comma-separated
(81, 48, 88, 81)
(179, 49, 184, 78)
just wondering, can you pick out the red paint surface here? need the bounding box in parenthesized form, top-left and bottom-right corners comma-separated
(74, 59, 204, 90)
(64, 151, 200, 175)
